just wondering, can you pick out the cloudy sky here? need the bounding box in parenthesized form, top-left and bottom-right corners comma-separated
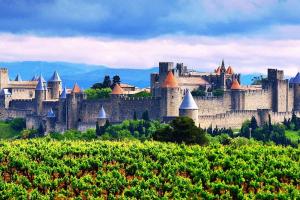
(0, 0, 300, 75)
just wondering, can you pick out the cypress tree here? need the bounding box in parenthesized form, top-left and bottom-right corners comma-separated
(96, 121, 101, 136)
(133, 111, 137, 120)
(250, 116, 258, 130)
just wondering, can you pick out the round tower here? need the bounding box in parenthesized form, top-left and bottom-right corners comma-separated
(179, 90, 199, 126)
(58, 86, 67, 124)
(97, 105, 107, 126)
(110, 84, 124, 122)
(35, 78, 45, 115)
(291, 72, 300, 111)
(160, 71, 181, 118)
(48, 71, 62, 99)
(230, 79, 243, 110)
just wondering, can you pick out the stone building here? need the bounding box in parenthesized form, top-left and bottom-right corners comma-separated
(0, 60, 299, 133)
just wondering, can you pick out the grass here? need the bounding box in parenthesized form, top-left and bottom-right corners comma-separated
(285, 130, 300, 143)
(0, 121, 20, 139)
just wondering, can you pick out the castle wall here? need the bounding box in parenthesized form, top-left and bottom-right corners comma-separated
(288, 87, 294, 112)
(11, 88, 35, 99)
(198, 110, 300, 129)
(10, 99, 35, 111)
(194, 93, 231, 116)
(79, 99, 112, 123)
(276, 80, 289, 112)
(243, 89, 272, 110)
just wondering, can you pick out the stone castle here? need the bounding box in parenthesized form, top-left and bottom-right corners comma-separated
(0, 60, 299, 133)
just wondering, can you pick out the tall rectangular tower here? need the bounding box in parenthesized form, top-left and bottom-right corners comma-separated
(0, 68, 9, 89)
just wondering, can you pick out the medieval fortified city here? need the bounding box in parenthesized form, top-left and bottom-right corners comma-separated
(0, 60, 299, 133)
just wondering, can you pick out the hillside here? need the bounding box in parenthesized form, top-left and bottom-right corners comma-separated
(0, 139, 299, 199)
(0, 61, 257, 88)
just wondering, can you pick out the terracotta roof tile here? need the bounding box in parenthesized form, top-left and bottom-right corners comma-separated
(231, 79, 241, 90)
(215, 66, 221, 75)
(162, 71, 178, 88)
(72, 83, 81, 93)
(226, 66, 234, 74)
(111, 84, 124, 95)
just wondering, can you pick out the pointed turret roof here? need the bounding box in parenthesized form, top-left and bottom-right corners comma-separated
(180, 90, 198, 110)
(36, 78, 45, 91)
(111, 84, 124, 95)
(226, 66, 234, 74)
(38, 74, 46, 83)
(220, 59, 226, 72)
(215, 66, 221, 75)
(291, 72, 300, 84)
(72, 83, 81, 93)
(231, 79, 241, 90)
(49, 71, 62, 82)
(14, 74, 22, 81)
(60, 87, 67, 99)
(47, 108, 55, 118)
(162, 71, 178, 88)
(98, 105, 107, 119)
(31, 75, 38, 81)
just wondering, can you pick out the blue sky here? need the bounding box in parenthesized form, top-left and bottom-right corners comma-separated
(0, 0, 300, 75)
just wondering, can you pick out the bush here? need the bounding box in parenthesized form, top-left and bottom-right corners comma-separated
(131, 91, 151, 97)
(10, 118, 26, 131)
(212, 89, 224, 97)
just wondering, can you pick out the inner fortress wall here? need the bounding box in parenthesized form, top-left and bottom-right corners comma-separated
(243, 89, 272, 110)
(10, 99, 35, 111)
(79, 99, 112, 123)
(194, 92, 231, 116)
(119, 97, 161, 121)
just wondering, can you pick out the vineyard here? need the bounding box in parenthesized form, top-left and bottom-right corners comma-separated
(0, 138, 299, 199)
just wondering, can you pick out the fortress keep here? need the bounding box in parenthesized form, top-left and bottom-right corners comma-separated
(0, 60, 299, 132)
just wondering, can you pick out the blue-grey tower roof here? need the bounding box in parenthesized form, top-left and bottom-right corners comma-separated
(38, 74, 46, 83)
(31, 75, 38, 81)
(36, 78, 45, 91)
(98, 105, 107, 119)
(60, 87, 67, 99)
(14, 74, 22, 81)
(49, 71, 62, 82)
(291, 72, 300, 84)
(179, 90, 198, 110)
(47, 108, 56, 118)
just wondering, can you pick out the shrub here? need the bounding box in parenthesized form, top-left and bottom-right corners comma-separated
(10, 118, 26, 131)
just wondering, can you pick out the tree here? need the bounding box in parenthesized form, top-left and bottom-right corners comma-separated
(251, 75, 264, 85)
(91, 82, 103, 89)
(102, 76, 111, 88)
(133, 111, 137, 120)
(10, 118, 26, 131)
(212, 89, 224, 97)
(142, 110, 150, 121)
(250, 116, 258, 130)
(191, 88, 206, 97)
(112, 75, 121, 86)
(96, 121, 101, 136)
(153, 117, 208, 145)
(37, 124, 45, 136)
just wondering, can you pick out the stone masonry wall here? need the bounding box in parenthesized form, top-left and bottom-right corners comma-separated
(243, 89, 272, 110)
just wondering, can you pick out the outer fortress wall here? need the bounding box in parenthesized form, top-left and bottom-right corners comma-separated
(79, 99, 112, 123)
(243, 89, 272, 110)
(199, 110, 300, 129)
(10, 99, 35, 111)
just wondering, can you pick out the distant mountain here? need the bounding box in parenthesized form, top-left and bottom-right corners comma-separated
(0, 61, 261, 88)
(0, 61, 157, 88)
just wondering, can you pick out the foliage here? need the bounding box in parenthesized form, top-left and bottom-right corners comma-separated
(112, 75, 121, 86)
(0, 139, 298, 199)
(49, 129, 97, 140)
(251, 75, 265, 85)
(154, 117, 209, 145)
(206, 125, 233, 137)
(0, 121, 20, 139)
(101, 120, 165, 141)
(191, 88, 206, 97)
(84, 88, 112, 100)
(142, 110, 149, 121)
(130, 91, 151, 98)
(212, 89, 224, 97)
(9, 118, 26, 132)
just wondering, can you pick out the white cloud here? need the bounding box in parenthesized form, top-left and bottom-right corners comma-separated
(0, 33, 299, 76)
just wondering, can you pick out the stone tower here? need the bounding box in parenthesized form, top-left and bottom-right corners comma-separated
(67, 83, 82, 129)
(160, 71, 181, 118)
(179, 90, 199, 126)
(110, 84, 124, 122)
(48, 71, 62, 99)
(58, 86, 67, 124)
(97, 105, 107, 126)
(230, 79, 244, 110)
(290, 72, 300, 111)
(35, 78, 45, 115)
(0, 68, 9, 89)
(265, 69, 288, 112)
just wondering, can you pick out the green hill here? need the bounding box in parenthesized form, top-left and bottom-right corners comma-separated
(0, 121, 20, 139)
(0, 139, 298, 199)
